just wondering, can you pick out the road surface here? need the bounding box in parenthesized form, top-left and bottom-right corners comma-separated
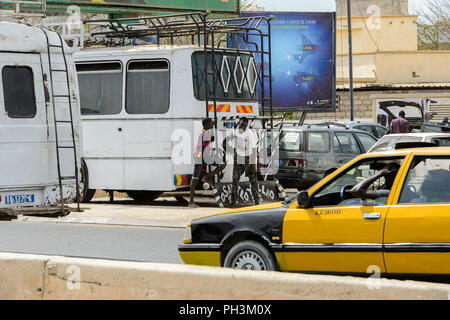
(0, 221, 184, 264)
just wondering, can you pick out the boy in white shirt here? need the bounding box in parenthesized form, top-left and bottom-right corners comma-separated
(230, 117, 261, 207)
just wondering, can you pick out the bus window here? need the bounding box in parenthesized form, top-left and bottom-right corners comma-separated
(126, 60, 170, 115)
(2, 66, 36, 118)
(76, 62, 123, 115)
(192, 52, 258, 102)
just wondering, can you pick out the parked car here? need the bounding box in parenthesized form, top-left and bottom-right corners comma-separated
(343, 121, 388, 138)
(422, 122, 450, 133)
(378, 100, 431, 132)
(179, 146, 450, 277)
(274, 123, 378, 190)
(368, 132, 450, 153)
(316, 121, 388, 139)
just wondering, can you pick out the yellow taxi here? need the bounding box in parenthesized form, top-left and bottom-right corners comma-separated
(178, 146, 450, 276)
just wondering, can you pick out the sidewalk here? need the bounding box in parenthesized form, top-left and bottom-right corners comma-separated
(16, 196, 229, 229)
(15, 189, 295, 229)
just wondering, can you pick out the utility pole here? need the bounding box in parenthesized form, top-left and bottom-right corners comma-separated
(347, 0, 355, 121)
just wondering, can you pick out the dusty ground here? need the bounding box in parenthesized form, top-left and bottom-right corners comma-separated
(16, 189, 296, 229)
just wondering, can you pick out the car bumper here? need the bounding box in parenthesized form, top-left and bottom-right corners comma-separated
(178, 244, 222, 267)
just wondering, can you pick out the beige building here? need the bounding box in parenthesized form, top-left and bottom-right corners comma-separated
(302, 0, 450, 123)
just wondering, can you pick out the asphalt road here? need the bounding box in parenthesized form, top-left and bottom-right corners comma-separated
(1, 220, 449, 285)
(0, 221, 184, 264)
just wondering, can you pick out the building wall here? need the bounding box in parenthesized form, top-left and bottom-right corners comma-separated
(335, 0, 450, 87)
(337, 50, 450, 84)
(336, 15, 418, 56)
(336, 0, 409, 17)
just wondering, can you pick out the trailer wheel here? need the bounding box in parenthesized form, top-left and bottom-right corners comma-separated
(126, 191, 163, 202)
(79, 159, 96, 203)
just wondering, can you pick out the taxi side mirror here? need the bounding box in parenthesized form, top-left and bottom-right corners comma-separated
(297, 191, 311, 209)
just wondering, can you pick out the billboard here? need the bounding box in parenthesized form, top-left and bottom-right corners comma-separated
(242, 11, 336, 112)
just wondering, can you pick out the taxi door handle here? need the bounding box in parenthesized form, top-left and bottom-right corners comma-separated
(363, 213, 381, 220)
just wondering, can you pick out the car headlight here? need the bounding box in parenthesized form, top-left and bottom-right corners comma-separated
(183, 223, 192, 244)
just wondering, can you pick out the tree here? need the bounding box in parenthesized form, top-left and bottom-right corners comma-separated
(241, 0, 259, 11)
(412, 0, 450, 50)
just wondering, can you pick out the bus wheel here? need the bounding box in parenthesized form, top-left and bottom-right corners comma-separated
(126, 191, 163, 202)
(79, 159, 96, 203)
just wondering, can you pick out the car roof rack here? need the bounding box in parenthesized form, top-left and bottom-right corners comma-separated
(274, 121, 304, 127)
(308, 122, 349, 129)
(394, 142, 438, 150)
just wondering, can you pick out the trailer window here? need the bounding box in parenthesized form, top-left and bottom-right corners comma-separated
(126, 60, 170, 114)
(192, 52, 258, 102)
(76, 62, 123, 115)
(2, 66, 36, 118)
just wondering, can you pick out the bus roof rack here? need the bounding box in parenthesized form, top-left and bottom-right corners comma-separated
(0, 0, 47, 18)
(84, 12, 272, 48)
(83, 11, 274, 126)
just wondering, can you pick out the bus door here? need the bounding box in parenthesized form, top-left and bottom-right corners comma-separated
(122, 59, 172, 190)
(76, 61, 125, 190)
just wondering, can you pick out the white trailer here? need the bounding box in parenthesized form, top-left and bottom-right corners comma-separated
(0, 21, 82, 216)
(75, 13, 285, 206)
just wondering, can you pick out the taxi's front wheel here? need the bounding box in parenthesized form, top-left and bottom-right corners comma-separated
(224, 241, 277, 271)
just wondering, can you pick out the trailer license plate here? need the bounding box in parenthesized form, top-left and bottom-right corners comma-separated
(4, 194, 35, 205)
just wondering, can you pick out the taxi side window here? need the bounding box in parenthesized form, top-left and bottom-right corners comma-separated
(312, 157, 404, 207)
(398, 156, 450, 204)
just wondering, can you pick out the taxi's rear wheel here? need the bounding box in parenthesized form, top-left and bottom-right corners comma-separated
(223, 241, 276, 271)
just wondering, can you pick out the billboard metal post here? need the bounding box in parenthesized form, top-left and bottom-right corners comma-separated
(347, 0, 355, 121)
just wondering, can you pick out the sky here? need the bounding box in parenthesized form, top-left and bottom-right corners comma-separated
(409, 0, 426, 13)
(254, 0, 425, 14)
(254, 0, 336, 12)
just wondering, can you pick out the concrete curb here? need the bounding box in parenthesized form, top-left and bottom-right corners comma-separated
(0, 252, 449, 300)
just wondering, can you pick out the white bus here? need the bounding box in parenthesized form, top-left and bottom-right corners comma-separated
(0, 21, 82, 215)
(75, 13, 284, 205)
